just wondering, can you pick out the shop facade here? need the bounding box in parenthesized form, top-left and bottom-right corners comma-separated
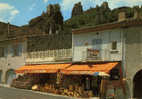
(72, 14, 142, 98)
(14, 62, 124, 98)
(10, 10, 142, 99)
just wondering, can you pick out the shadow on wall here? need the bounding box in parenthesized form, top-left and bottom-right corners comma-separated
(5, 69, 16, 85)
(0, 70, 2, 83)
(133, 70, 142, 98)
(124, 80, 131, 99)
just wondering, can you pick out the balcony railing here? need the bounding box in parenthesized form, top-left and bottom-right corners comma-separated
(26, 49, 72, 64)
(87, 48, 101, 60)
(82, 48, 110, 62)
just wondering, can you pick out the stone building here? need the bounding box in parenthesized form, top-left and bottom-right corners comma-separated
(0, 25, 72, 85)
(0, 23, 27, 84)
(1, 2, 142, 98)
(0, 4, 72, 85)
(72, 10, 142, 98)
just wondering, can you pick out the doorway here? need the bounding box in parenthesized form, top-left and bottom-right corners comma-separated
(133, 70, 142, 98)
(6, 69, 16, 85)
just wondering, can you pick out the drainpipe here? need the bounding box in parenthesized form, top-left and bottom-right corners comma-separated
(122, 28, 126, 78)
(72, 30, 74, 62)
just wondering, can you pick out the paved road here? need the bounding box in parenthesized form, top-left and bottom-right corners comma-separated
(0, 86, 75, 99)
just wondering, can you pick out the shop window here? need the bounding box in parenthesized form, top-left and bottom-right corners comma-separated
(111, 41, 117, 50)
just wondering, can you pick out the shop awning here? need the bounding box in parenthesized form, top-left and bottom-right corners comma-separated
(61, 62, 119, 76)
(15, 64, 70, 74)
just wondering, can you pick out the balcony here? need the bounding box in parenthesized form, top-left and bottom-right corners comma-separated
(87, 48, 101, 60)
(82, 48, 110, 62)
(25, 49, 72, 64)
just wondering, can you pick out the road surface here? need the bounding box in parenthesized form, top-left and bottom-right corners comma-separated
(0, 86, 74, 99)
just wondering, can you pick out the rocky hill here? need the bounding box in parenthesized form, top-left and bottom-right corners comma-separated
(5, 4, 72, 52)
(9, 4, 71, 38)
(65, 2, 142, 29)
(29, 4, 64, 34)
(71, 2, 83, 17)
(3, 2, 142, 38)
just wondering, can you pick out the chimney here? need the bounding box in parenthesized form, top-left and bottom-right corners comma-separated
(118, 12, 126, 22)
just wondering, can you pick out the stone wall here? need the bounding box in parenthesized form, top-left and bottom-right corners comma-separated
(27, 34, 72, 52)
(124, 26, 142, 98)
(26, 34, 72, 63)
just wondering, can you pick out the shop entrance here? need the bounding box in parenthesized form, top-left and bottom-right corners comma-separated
(133, 70, 142, 98)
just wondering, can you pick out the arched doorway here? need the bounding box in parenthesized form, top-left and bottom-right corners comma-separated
(0, 70, 2, 83)
(6, 69, 16, 85)
(133, 70, 142, 98)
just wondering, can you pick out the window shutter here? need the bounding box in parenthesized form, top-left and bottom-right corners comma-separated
(18, 44, 23, 56)
(10, 45, 14, 57)
(4, 47, 8, 57)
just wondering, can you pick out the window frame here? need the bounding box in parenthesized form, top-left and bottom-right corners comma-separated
(11, 43, 23, 57)
(111, 41, 117, 50)
(0, 47, 4, 57)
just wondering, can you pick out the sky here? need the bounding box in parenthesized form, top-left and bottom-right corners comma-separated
(0, 0, 142, 26)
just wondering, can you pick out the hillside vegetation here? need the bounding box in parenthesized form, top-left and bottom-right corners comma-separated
(65, 2, 142, 29)
(5, 2, 142, 38)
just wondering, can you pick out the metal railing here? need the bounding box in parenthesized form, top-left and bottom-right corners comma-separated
(25, 49, 72, 64)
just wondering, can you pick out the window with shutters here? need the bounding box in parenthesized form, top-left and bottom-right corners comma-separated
(11, 44, 23, 57)
(0, 47, 4, 57)
(111, 41, 117, 50)
(4, 47, 8, 57)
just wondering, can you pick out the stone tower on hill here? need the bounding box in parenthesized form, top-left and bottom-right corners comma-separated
(101, 2, 109, 9)
(29, 4, 63, 34)
(71, 2, 83, 17)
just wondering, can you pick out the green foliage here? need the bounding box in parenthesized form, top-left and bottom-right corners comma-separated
(65, 2, 142, 29)
(28, 4, 64, 34)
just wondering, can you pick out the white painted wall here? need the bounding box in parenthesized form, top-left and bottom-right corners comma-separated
(0, 40, 27, 83)
(72, 29, 123, 62)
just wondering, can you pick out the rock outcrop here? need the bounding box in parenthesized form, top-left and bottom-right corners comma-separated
(66, 1, 142, 29)
(29, 4, 64, 34)
(101, 2, 109, 9)
(71, 2, 83, 17)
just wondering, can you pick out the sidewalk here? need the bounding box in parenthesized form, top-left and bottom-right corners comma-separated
(0, 84, 99, 99)
(0, 84, 10, 88)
